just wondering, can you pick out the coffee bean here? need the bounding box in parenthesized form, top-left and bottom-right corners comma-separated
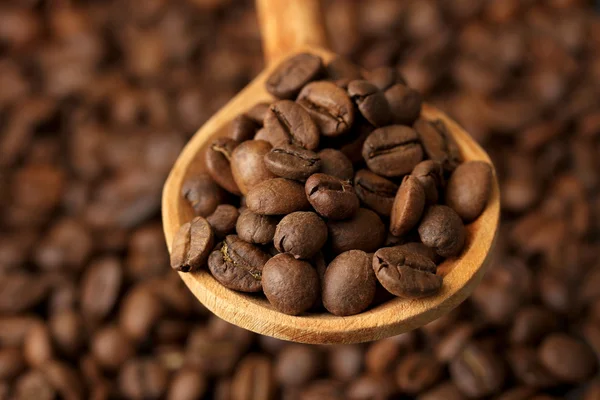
(119, 285, 164, 341)
(538, 334, 597, 383)
(262, 253, 319, 315)
(276, 345, 322, 387)
(414, 119, 461, 172)
(365, 66, 406, 91)
(395, 242, 442, 264)
(348, 80, 392, 127)
(339, 123, 373, 164)
(373, 246, 442, 298)
(385, 83, 423, 125)
(510, 306, 557, 345)
(231, 354, 275, 400)
(396, 353, 443, 394)
(170, 217, 214, 273)
(390, 175, 426, 236)
(327, 208, 386, 254)
(205, 137, 241, 195)
(92, 325, 135, 370)
(317, 149, 354, 181)
(297, 81, 354, 137)
(322, 250, 376, 316)
(362, 125, 424, 177)
(208, 235, 270, 293)
(0, 316, 40, 347)
(244, 102, 270, 126)
(508, 347, 555, 388)
(264, 144, 321, 181)
(450, 343, 505, 398)
(207, 204, 239, 238)
(418, 205, 466, 257)
(80, 257, 122, 322)
(167, 368, 207, 400)
(365, 333, 416, 374)
(246, 178, 310, 215)
(0, 347, 25, 380)
(328, 345, 363, 382)
(326, 56, 363, 80)
(446, 161, 493, 222)
(182, 172, 227, 217)
(23, 323, 53, 368)
(231, 140, 276, 195)
(230, 114, 259, 142)
(418, 382, 465, 400)
(264, 100, 320, 150)
(346, 375, 398, 400)
(413, 160, 444, 205)
(354, 169, 398, 216)
(0, 272, 48, 314)
(266, 53, 323, 99)
(43, 360, 85, 400)
(306, 173, 359, 220)
(435, 323, 475, 362)
(236, 209, 278, 245)
(15, 370, 56, 400)
(119, 358, 168, 399)
(274, 212, 328, 259)
(300, 380, 345, 400)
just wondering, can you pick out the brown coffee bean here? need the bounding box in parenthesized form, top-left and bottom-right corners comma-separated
(276, 345, 322, 387)
(264, 144, 321, 181)
(16, 370, 56, 400)
(317, 149, 354, 181)
(510, 306, 558, 345)
(446, 161, 493, 222)
(119, 285, 164, 341)
(327, 208, 386, 255)
(231, 354, 275, 400)
(92, 325, 134, 370)
(396, 242, 442, 264)
(266, 53, 324, 99)
(354, 169, 398, 217)
(385, 83, 423, 125)
(0, 272, 48, 314)
(208, 235, 270, 293)
(244, 102, 270, 126)
(362, 125, 424, 177)
(390, 175, 426, 237)
(326, 56, 363, 80)
(46, 310, 82, 358)
(274, 212, 328, 259)
(80, 257, 122, 322)
(230, 114, 259, 142)
(246, 178, 310, 215)
(205, 137, 241, 195)
(435, 323, 475, 362)
(119, 358, 168, 400)
(236, 209, 278, 245)
(0, 347, 25, 380)
(373, 246, 442, 298)
(365, 333, 417, 374)
(418, 205, 466, 257)
(538, 334, 597, 383)
(43, 360, 85, 400)
(306, 173, 359, 220)
(182, 172, 227, 217)
(0, 316, 40, 347)
(23, 323, 54, 368)
(300, 379, 345, 400)
(348, 80, 392, 127)
(414, 119, 461, 172)
(323, 250, 376, 316)
(366, 66, 406, 91)
(167, 368, 207, 400)
(207, 204, 239, 238)
(396, 353, 442, 394)
(508, 347, 555, 388)
(170, 216, 214, 272)
(328, 345, 363, 382)
(264, 100, 320, 150)
(346, 374, 398, 400)
(231, 140, 276, 195)
(418, 382, 465, 400)
(297, 81, 354, 137)
(412, 160, 444, 205)
(450, 343, 505, 398)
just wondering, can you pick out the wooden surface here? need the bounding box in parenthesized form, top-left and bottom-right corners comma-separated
(161, 45, 500, 344)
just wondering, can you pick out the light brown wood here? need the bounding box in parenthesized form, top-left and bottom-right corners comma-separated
(161, 44, 500, 344)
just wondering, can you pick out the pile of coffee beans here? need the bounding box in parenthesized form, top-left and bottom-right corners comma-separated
(2, 0, 600, 398)
(173, 53, 493, 316)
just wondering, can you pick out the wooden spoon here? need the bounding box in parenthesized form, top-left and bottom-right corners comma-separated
(162, 0, 500, 344)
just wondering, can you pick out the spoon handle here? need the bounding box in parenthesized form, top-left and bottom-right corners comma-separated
(256, 0, 329, 65)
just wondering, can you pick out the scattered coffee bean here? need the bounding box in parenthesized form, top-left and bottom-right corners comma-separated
(396, 353, 442, 394)
(354, 169, 398, 216)
(414, 119, 461, 172)
(418, 206, 466, 257)
(348, 80, 392, 127)
(327, 208, 386, 255)
(362, 125, 424, 177)
(205, 137, 241, 195)
(230, 114, 259, 142)
(181, 173, 227, 217)
(246, 178, 310, 215)
(390, 175, 426, 236)
(395, 242, 441, 264)
(450, 343, 505, 398)
(274, 212, 327, 259)
(385, 84, 422, 125)
(266, 53, 324, 99)
(366, 66, 405, 91)
(244, 102, 270, 126)
(230, 140, 276, 195)
(297, 81, 354, 137)
(446, 161, 493, 222)
(264, 144, 321, 181)
(231, 354, 275, 400)
(170, 217, 214, 272)
(305, 173, 359, 220)
(412, 160, 444, 205)
(326, 56, 363, 80)
(207, 205, 239, 239)
(236, 209, 278, 245)
(264, 100, 320, 150)
(317, 148, 354, 181)
(538, 334, 597, 383)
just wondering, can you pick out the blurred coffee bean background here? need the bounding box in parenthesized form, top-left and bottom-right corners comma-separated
(1, 0, 600, 398)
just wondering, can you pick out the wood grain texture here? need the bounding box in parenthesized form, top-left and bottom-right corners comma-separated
(161, 45, 500, 344)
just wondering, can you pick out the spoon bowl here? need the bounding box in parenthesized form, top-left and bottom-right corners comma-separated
(162, 1, 500, 344)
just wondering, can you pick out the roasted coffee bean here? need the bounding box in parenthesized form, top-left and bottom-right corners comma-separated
(390, 175, 426, 236)
(230, 114, 259, 142)
(236, 209, 278, 245)
(207, 205, 239, 238)
(362, 125, 424, 177)
(348, 80, 392, 127)
(354, 169, 398, 216)
(435, 323, 475, 362)
(419, 205, 466, 257)
(231, 354, 275, 400)
(327, 208, 386, 255)
(446, 161, 493, 222)
(247, 178, 310, 215)
(418, 382, 465, 400)
(182, 173, 227, 217)
(385, 83, 423, 125)
(450, 343, 505, 398)
(0, 272, 48, 314)
(80, 257, 122, 322)
(170, 217, 214, 272)
(23, 323, 53, 367)
(366, 66, 406, 91)
(317, 149, 354, 181)
(245, 102, 270, 126)
(297, 81, 354, 137)
(276, 345, 322, 387)
(326, 56, 363, 80)
(231, 140, 276, 195)
(322, 250, 376, 316)
(508, 347, 555, 388)
(263, 100, 320, 150)
(365, 333, 417, 374)
(413, 160, 444, 205)
(205, 137, 241, 195)
(414, 119, 461, 172)
(43, 360, 85, 400)
(373, 246, 442, 298)
(15, 370, 56, 400)
(306, 173, 359, 220)
(0, 347, 24, 380)
(538, 334, 597, 383)
(208, 235, 270, 293)
(328, 345, 363, 382)
(167, 368, 207, 400)
(510, 306, 558, 345)
(346, 375, 398, 400)
(262, 253, 319, 315)
(274, 212, 328, 259)
(92, 325, 135, 370)
(396, 353, 442, 394)
(396, 242, 442, 264)
(266, 53, 323, 99)
(264, 144, 321, 181)
(119, 358, 168, 399)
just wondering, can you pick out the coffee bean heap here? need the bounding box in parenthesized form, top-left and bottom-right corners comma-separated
(174, 53, 493, 316)
(2, 0, 600, 398)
